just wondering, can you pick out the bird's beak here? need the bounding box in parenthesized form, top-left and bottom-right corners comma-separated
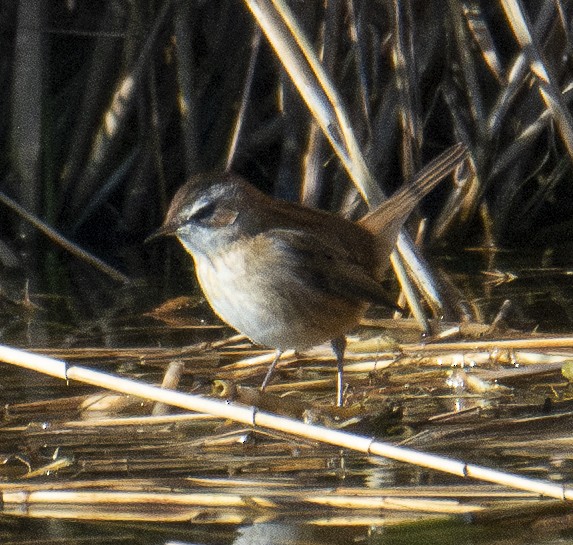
(144, 223, 178, 244)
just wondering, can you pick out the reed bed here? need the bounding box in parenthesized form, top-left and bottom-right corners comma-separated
(0, 318, 572, 527)
(3, 1, 573, 542)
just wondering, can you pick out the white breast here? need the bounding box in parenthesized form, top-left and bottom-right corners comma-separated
(194, 239, 272, 344)
(193, 235, 366, 351)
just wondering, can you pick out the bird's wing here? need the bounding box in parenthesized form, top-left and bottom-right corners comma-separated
(266, 228, 401, 311)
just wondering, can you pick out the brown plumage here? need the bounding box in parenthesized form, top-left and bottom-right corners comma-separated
(149, 143, 466, 405)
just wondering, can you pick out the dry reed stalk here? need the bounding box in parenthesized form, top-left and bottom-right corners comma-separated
(0, 478, 544, 498)
(0, 488, 483, 515)
(500, 0, 573, 160)
(0, 191, 129, 283)
(402, 336, 573, 352)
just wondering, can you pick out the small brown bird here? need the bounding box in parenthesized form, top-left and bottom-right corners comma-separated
(149, 144, 466, 406)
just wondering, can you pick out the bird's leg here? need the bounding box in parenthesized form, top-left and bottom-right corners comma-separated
(260, 349, 283, 392)
(331, 336, 347, 407)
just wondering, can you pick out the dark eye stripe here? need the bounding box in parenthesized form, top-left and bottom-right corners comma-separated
(190, 202, 216, 222)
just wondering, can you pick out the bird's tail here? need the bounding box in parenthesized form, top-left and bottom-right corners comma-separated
(358, 143, 467, 235)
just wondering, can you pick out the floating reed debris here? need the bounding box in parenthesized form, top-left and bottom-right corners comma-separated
(0, 476, 562, 524)
(0, 343, 572, 504)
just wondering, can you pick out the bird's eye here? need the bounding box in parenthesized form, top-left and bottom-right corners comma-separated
(190, 202, 216, 222)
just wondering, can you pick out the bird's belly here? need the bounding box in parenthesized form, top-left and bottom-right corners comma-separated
(194, 245, 366, 351)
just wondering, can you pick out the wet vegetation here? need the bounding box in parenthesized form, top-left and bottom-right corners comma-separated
(2, 1, 573, 543)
